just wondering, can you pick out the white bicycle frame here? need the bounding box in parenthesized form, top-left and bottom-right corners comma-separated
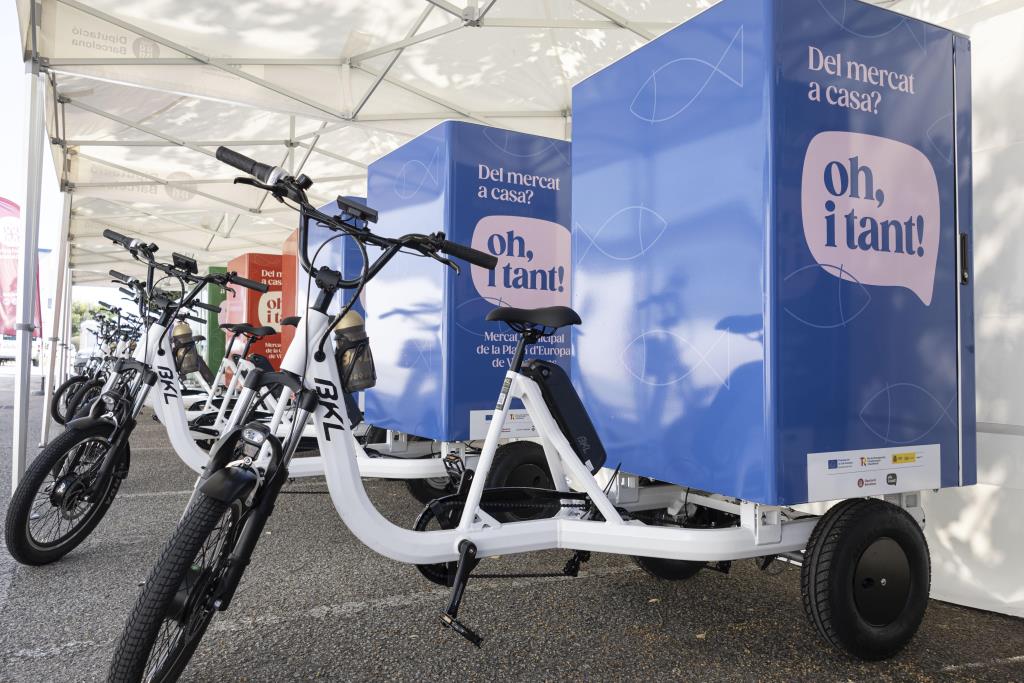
(235, 308, 818, 566)
(138, 321, 448, 480)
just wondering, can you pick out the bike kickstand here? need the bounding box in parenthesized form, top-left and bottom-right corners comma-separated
(439, 539, 483, 647)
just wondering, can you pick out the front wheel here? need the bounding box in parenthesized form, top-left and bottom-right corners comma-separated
(66, 378, 105, 421)
(800, 498, 930, 660)
(109, 493, 241, 683)
(50, 374, 89, 425)
(5, 423, 128, 565)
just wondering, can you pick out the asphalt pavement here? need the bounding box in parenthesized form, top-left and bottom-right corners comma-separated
(1, 371, 1023, 682)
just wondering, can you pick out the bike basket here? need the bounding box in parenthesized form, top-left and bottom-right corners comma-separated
(334, 326, 376, 393)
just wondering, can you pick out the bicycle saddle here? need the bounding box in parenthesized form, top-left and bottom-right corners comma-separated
(244, 325, 276, 338)
(485, 305, 581, 329)
(281, 316, 301, 328)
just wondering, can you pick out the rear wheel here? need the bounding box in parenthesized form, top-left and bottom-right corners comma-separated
(109, 493, 242, 683)
(404, 476, 456, 505)
(801, 498, 930, 660)
(485, 441, 558, 522)
(5, 423, 127, 565)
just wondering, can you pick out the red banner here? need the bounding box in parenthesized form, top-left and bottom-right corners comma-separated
(220, 253, 283, 368)
(0, 197, 42, 338)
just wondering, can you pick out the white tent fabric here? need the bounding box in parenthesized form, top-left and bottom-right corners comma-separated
(18, 0, 994, 282)
(14, 0, 1024, 619)
(18, 0, 693, 282)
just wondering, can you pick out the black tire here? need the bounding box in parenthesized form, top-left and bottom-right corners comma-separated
(801, 498, 930, 661)
(5, 423, 127, 565)
(404, 476, 456, 505)
(485, 441, 557, 522)
(631, 555, 704, 581)
(66, 378, 105, 421)
(109, 493, 241, 683)
(50, 374, 89, 425)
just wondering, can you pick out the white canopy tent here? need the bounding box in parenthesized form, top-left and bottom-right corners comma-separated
(11, 0, 1024, 617)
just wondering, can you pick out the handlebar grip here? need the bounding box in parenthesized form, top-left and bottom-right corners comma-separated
(109, 269, 130, 282)
(98, 301, 114, 310)
(118, 287, 136, 297)
(229, 274, 269, 293)
(102, 229, 134, 248)
(185, 314, 206, 325)
(441, 240, 498, 270)
(215, 147, 279, 184)
(192, 301, 221, 314)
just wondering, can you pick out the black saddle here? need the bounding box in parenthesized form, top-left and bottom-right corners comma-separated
(219, 323, 275, 338)
(485, 306, 581, 330)
(281, 316, 301, 328)
(245, 325, 276, 338)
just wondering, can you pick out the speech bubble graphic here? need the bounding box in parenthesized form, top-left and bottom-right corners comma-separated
(258, 290, 282, 331)
(470, 215, 571, 309)
(801, 131, 940, 305)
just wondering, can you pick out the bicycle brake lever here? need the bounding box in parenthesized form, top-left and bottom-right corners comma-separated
(429, 251, 460, 274)
(233, 177, 276, 192)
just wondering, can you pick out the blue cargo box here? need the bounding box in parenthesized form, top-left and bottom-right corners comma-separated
(571, 0, 975, 505)
(365, 121, 572, 442)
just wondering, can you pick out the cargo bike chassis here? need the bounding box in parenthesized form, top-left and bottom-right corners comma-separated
(218, 303, 933, 662)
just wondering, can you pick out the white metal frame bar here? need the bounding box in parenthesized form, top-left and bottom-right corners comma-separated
(39, 192, 73, 446)
(12, 32, 45, 495)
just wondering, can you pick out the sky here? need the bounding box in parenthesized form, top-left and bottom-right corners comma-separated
(1, 4, 113, 323)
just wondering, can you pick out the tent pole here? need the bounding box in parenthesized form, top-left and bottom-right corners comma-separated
(39, 192, 72, 446)
(12, 64, 46, 495)
(59, 274, 72, 385)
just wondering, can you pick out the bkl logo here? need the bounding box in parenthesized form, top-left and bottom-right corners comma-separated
(157, 366, 177, 404)
(801, 132, 939, 305)
(470, 215, 572, 309)
(314, 378, 347, 441)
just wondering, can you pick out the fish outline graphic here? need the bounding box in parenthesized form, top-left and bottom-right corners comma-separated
(859, 382, 956, 445)
(629, 25, 744, 124)
(925, 113, 955, 165)
(815, 0, 927, 51)
(782, 262, 872, 329)
(481, 128, 570, 165)
(574, 204, 669, 263)
(621, 328, 731, 388)
(454, 295, 510, 337)
(395, 145, 441, 199)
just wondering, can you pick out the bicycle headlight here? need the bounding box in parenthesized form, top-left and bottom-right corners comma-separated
(239, 422, 271, 459)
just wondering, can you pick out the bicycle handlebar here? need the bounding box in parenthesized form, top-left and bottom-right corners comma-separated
(191, 301, 221, 313)
(215, 147, 281, 185)
(440, 240, 498, 270)
(102, 229, 133, 249)
(228, 273, 269, 293)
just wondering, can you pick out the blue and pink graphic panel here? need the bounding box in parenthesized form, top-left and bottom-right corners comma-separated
(365, 121, 572, 441)
(571, 0, 974, 505)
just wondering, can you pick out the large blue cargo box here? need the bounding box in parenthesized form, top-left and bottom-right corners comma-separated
(571, 0, 975, 505)
(365, 121, 572, 441)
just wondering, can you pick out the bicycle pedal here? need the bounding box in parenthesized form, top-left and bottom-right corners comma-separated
(440, 611, 483, 647)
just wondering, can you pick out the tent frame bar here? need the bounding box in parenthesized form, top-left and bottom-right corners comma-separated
(13, 3, 45, 495)
(40, 192, 73, 446)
